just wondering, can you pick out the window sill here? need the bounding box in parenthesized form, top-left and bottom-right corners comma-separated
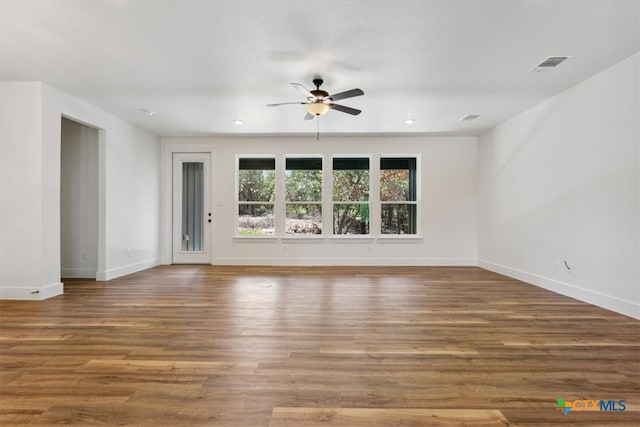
(280, 236, 326, 242)
(233, 236, 279, 243)
(376, 235, 423, 243)
(329, 236, 375, 243)
(231, 235, 422, 243)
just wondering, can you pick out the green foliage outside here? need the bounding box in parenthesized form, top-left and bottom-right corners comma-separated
(380, 169, 414, 234)
(380, 170, 410, 201)
(237, 167, 414, 235)
(332, 170, 370, 234)
(285, 170, 322, 221)
(238, 170, 275, 217)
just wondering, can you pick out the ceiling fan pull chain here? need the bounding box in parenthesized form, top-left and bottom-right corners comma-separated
(316, 116, 320, 141)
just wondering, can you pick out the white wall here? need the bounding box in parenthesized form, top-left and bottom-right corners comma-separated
(477, 53, 639, 319)
(42, 84, 162, 283)
(61, 118, 99, 278)
(0, 82, 50, 297)
(162, 136, 477, 266)
(0, 81, 162, 299)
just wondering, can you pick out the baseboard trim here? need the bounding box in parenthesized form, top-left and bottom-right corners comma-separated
(61, 268, 97, 279)
(213, 257, 477, 266)
(0, 281, 64, 300)
(478, 259, 639, 320)
(96, 258, 161, 281)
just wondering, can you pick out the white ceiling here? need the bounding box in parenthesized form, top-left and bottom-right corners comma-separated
(1, 1, 638, 137)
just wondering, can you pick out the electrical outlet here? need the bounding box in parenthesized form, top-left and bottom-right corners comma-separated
(127, 249, 132, 258)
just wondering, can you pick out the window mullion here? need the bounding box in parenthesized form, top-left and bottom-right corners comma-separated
(275, 155, 284, 237)
(370, 155, 380, 238)
(324, 159, 333, 236)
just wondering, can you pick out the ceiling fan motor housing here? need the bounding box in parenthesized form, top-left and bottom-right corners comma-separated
(311, 78, 329, 100)
(310, 89, 329, 101)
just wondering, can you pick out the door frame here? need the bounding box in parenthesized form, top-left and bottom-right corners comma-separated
(161, 142, 217, 265)
(60, 114, 107, 280)
(172, 152, 211, 264)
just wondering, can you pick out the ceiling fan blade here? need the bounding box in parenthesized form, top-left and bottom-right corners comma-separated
(290, 82, 315, 100)
(330, 103, 362, 116)
(304, 112, 315, 120)
(266, 101, 308, 107)
(328, 88, 364, 101)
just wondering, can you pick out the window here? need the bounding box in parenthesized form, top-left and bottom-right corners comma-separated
(235, 154, 418, 238)
(285, 157, 322, 235)
(332, 157, 370, 234)
(380, 157, 417, 234)
(237, 157, 275, 235)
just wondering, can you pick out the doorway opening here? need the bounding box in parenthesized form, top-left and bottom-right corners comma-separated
(60, 117, 99, 279)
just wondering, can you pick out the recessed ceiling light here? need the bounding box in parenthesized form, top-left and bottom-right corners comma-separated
(405, 119, 415, 124)
(233, 119, 244, 125)
(138, 108, 154, 116)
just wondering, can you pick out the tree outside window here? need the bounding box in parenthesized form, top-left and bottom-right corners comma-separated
(285, 157, 322, 235)
(333, 157, 370, 234)
(380, 157, 417, 234)
(237, 158, 275, 235)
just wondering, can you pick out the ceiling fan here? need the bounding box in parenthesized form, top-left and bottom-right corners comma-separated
(267, 78, 364, 120)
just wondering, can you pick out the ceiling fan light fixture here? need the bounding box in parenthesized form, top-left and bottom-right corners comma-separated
(307, 102, 330, 116)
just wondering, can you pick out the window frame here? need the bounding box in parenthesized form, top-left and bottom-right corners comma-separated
(233, 153, 420, 241)
(331, 155, 372, 237)
(283, 155, 324, 238)
(378, 154, 421, 238)
(235, 155, 277, 238)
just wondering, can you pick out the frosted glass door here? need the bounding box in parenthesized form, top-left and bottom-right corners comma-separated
(181, 162, 204, 251)
(173, 153, 211, 263)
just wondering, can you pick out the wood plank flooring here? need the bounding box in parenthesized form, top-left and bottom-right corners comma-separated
(0, 265, 638, 426)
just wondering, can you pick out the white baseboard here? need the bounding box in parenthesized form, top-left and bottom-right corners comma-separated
(96, 258, 161, 281)
(0, 281, 63, 300)
(213, 257, 477, 266)
(478, 259, 640, 320)
(61, 268, 97, 279)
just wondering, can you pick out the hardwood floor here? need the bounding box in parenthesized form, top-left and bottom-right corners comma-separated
(0, 265, 638, 426)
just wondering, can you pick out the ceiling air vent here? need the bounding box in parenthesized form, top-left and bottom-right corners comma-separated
(532, 56, 570, 71)
(460, 114, 480, 122)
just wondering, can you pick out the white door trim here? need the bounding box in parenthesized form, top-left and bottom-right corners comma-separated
(172, 152, 212, 264)
(161, 142, 218, 265)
